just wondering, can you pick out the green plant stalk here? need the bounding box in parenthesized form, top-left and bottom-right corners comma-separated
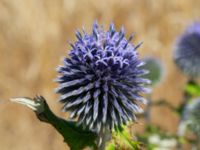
(106, 126, 141, 150)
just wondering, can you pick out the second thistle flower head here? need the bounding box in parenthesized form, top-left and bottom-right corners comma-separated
(183, 98, 200, 138)
(174, 22, 200, 78)
(55, 22, 150, 133)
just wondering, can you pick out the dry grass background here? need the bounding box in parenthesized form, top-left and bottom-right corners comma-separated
(0, 0, 200, 149)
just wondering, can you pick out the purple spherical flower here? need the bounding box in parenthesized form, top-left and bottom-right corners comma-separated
(174, 22, 200, 78)
(55, 22, 150, 133)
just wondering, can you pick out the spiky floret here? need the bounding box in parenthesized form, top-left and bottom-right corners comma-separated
(55, 22, 150, 133)
(174, 22, 200, 78)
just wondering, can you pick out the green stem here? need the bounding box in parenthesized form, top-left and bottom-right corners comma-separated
(38, 101, 97, 149)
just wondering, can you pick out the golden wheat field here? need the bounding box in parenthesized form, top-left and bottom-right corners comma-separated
(0, 0, 200, 149)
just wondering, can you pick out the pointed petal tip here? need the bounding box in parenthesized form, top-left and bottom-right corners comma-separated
(93, 20, 99, 29)
(10, 97, 38, 111)
(10, 97, 32, 103)
(147, 79, 152, 84)
(142, 98, 148, 105)
(143, 87, 152, 94)
(135, 41, 143, 50)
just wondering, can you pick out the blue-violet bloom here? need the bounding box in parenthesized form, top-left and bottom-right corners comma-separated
(174, 22, 200, 78)
(55, 22, 150, 133)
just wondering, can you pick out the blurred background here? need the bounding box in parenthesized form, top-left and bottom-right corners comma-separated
(0, 0, 200, 149)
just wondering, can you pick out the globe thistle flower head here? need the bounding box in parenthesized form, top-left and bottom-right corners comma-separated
(55, 22, 150, 133)
(183, 98, 200, 137)
(173, 22, 200, 78)
(142, 57, 164, 86)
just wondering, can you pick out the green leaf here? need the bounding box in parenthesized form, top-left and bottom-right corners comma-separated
(11, 96, 97, 150)
(185, 82, 200, 97)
